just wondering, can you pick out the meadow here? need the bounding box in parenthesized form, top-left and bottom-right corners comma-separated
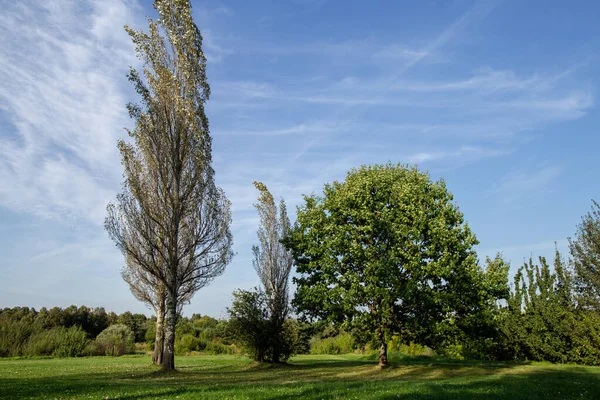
(1, 354, 599, 399)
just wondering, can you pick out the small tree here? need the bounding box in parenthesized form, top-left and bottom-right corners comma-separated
(251, 181, 293, 363)
(94, 324, 136, 357)
(569, 200, 600, 309)
(227, 289, 300, 362)
(285, 164, 482, 367)
(227, 289, 272, 362)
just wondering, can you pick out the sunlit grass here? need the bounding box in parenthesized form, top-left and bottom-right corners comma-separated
(1, 353, 599, 399)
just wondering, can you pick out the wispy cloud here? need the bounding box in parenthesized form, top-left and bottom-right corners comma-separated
(494, 165, 562, 203)
(406, 146, 510, 165)
(0, 0, 140, 224)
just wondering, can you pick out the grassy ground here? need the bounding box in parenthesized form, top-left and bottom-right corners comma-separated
(1, 353, 599, 399)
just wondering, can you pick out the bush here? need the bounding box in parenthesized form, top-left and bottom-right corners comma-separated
(25, 326, 88, 357)
(205, 341, 236, 355)
(93, 324, 135, 356)
(175, 334, 201, 354)
(310, 333, 355, 355)
(0, 318, 41, 357)
(387, 336, 434, 357)
(227, 289, 272, 361)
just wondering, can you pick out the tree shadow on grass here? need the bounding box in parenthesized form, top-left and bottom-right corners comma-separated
(1, 358, 599, 399)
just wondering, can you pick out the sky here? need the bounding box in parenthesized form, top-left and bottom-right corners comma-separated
(1, 0, 599, 318)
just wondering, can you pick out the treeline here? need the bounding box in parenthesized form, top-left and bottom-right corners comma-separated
(0, 306, 309, 359)
(0, 306, 145, 357)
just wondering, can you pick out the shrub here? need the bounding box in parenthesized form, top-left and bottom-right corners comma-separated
(387, 336, 434, 357)
(175, 334, 201, 354)
(25, 326, 88, 357)
(52, 326, 89, 357)
(227, 289, 272, 361)
(438, 343, 465, 360)
(93, 324, 135, 356)
(0, 319, 41, 357)
(310, 333, 355, 355)
(205, 341, 236, 355)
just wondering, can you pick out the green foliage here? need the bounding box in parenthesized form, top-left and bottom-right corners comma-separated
(570, 200, 600, 309)
(387, 337, 433, 357)
(117, 312, 148, 343)
(0, 315, 41, 357)
(438, 343, 465, 360)
(145, 319, 157, 349)
(286, 164, 484, 365)
(310, 333, 355, 355)
(227, 289, 274, 362)
(25, 326, 89, 357)
(93, 324, 135, 356)
(227, 289, 300, 362)
(175, 334, 202, 354)
(433, 254, 511, 361)
(204, 341, 237, 355)
(176, 319, 197, 338)
(494, 250, 600, 365)
(567, 311, 600, 365)
(282, 319, 312, 355)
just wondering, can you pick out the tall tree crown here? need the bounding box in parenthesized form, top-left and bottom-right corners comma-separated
(105, 0, 232, 370)
(252, 181, 293, 314)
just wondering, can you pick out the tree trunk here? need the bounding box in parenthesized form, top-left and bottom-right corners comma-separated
(162, 289, 177, 370)
(271, 316, 282, 364)
(378, 329, 388, 367)
(152, 295, 165, 366)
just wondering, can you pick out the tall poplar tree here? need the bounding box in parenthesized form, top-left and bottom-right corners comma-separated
(252, 181, 293, 363)
(105, 0, 233, 370)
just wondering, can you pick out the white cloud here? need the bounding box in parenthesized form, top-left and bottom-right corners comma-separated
(0, 0, 140, 224)
(405, 146, 510, 165)
(494, 165, 562, 203)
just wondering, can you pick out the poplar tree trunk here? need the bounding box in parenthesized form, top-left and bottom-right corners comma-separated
(378, 329, 388, 367)
(152, 298, 165, 365)
(162, 289, 177, 370)
(271, 315, 282, 363)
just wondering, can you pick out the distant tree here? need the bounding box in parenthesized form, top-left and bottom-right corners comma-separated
(285, 164, 483, 367)
(569, 200, 600, 309)
(251, 181, 293, 363)
(87, 308, 109, 339)
(105, 0, 233, 370)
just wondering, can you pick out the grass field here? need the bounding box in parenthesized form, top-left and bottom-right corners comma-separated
(1, 353, 599, 399)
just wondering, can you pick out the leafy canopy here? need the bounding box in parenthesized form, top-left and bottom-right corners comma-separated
(286, 164, 483, 359)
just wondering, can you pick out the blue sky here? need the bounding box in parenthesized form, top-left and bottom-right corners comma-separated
(1, 0, 599, 317)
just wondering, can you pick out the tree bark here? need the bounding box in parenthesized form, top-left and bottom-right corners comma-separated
(152, 296, 165, 366)
(271, 316, 282, 363)
(161, 289, 177, 370)
(378, 329, 388, 367)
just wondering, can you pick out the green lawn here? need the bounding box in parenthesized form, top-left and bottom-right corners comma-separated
(1, 353, 599, 399)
